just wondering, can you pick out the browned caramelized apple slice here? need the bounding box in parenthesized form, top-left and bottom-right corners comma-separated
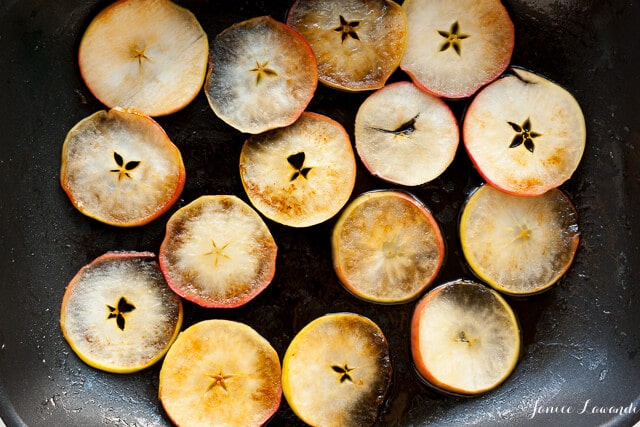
(287, 0, 407, 91)
(78, 0, 208, 116)
(205, 16, 318, 134)
(332, 190, 445, 303)
(159, 319, 282, 427)
(282, 313, 392, 427)
(60, 108, 185, 227)
(159, 195, 277, 308)
(239, 112, 356, 227)
(60, 251, 183, 373)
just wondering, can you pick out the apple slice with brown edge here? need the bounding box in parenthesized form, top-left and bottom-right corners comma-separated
(286, 0, 407, 91)
(239, 112, 356, 228)
(60, 108, 185, 227)
(205, 16, 317, 134)
(282, 313, 392, 427)
(60, 251, 183, 374)
(401, 0, 514, 98)
(332, 190, 445, 304)
(159, 319, 282, 427)
(411, 279, 521, 396)
(459, 184, 579, 296)
(354, 81, 459, 186)
(463, 67, 587, 196)
(78, 0, 208, 117)
(159, 195, 277, 308)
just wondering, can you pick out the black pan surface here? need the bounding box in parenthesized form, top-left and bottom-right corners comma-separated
(1, 0, 639, 426)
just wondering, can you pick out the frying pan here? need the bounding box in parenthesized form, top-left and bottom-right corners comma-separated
(1, 0, 638, 425)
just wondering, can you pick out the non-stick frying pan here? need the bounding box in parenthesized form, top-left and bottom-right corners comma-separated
(1, 0, 639, 425)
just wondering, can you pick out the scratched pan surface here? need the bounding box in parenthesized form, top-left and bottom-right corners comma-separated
(0, 0, 639, 425)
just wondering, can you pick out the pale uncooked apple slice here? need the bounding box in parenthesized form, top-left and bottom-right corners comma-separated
(463, 68, 587, 195)
(332, 190, 445, 303)
(287, 0, 407, 91)
(459, 184, 579, 296)
(60, 108, 185, 227)
(282, 313, 392, 427)
(205, 16, 318, 134)
(159, 319, 282, 427)
(354, 81, 459, 186)
(78, 0, 208, 116)
(401, 0, 514, 98)
(159, 195, 277, 308)
(60, 251, 183, 374)
(239, 112, 356, 227)
(411, 280, 521, 395)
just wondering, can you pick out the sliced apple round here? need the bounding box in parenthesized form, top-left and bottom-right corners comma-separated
(463, 68, 587, 196)
(60, 108, 185, 227)
(286, 0, 407, 91)
(239, 112, 356, 228)
(204, 16, 318, 134)
(354, 81, 459, 186)
(60, 251, 183, 374)
(411, 280, 521, 395)
(159, 319, 282, 427)
(401, 0, 514, 98)
(459, 184, 580, 296)
(332, 190, 445, 304)
(78, 0, 208, 116)
(159, 195, 277, 308)
(282, 313, 392, 427)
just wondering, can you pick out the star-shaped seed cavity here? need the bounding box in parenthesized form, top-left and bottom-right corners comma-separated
(287, 152, 313, 181)
(332, 363, 356, 383)
(508, 118, 542, 153)
(250, 60, 277, 85)
(334, 15, 360, 43)
(107, 296, 136, 331)
(110, 152, 141, 181)
(437, 21, 470, 56)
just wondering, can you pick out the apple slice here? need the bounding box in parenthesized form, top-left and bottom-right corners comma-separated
(282, 313, 392, 427)
(411, 280, 521, 395)
(159, 195, 277, 308)
(78, 0, 208, 117)
(459, 184, 580, 296)
(60, 251, 183, 374)
(354, 81, 459, 186)
(463, 68, 587, 195)
(332, 190, 445, 304)
(204, 16, 318, 134)
(159, 319, 282, 427)
(239, 112, 356, 228)
(401, 0, 514, 98)
(60, 108, 185, 227)
(286, 0, 407, 91)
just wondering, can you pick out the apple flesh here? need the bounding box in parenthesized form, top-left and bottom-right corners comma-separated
(78, 0, 208, 116)
(159, 195, 277, 308)
(205, 16, 318, 134)
(287, 0, 407, 91)
(354, 81, 459, 186)
(463, 67, 586, 195)
(60, 107, 185, 227)
(159, 319, 282, 427)
(401, 0, 514, 98)
(282, 313, 392, 427)
(239, 112, 356, 228)
(459, 184, 580, 296)
(411, 280, 521, 395)
(60, 251, 183, 374)
(332, 190, 445, 304)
